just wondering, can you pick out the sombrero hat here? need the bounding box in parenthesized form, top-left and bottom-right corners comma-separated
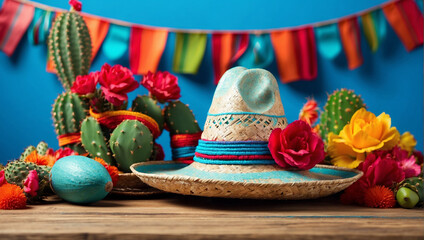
(131, 67, 362, 200)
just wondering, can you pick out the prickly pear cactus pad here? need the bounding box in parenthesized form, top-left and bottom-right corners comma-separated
(52, 92, 89, 154)
(110, 120, 154, 172)
(319, 89, 366, 142)
(132, 95, 165, 134)
(47, 6, 92, 91)
(80, 117, 114, 165)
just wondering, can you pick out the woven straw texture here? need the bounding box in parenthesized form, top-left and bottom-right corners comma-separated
(202, 114, 287, 141)
(131, 162, 363, 200)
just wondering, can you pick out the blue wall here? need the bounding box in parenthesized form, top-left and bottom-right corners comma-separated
(0, 0, 422, 165)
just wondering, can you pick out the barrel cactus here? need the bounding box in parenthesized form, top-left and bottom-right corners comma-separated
(52, 92, 89, 154)
(319, 89, 366, 142)
(47, 7, 92, 90)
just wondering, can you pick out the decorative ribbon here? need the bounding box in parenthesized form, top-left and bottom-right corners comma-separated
(383, 0, 423, 51)
(0, 0, 34, 56)
(171, 132, 203, 148)
(129, 26, 168, 75)
(212, 33, 249, 84)
(58, 132, 81, 147)
(193, 140, 275, 165)
(89, 108, 161, 138)
(237, 34, 274, 69)
(173, 32, 207, 74)
(102, 24, 130, 61)
(82, 15, 110, 61)
(339, 17, 363, 70)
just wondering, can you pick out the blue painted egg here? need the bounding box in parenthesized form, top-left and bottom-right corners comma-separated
(50, 155, 112, 204)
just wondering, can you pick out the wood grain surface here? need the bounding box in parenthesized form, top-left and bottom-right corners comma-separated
(0, 193, 423, 240)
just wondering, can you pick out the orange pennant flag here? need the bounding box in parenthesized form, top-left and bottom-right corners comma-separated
(82, 15, 110, 61)
(270, 30, 300, 83)
(338, 17, 363, 70)
(383, 0, 423, 51)
(129, 26, 168, 75)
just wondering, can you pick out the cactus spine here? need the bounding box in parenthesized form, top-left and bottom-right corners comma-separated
(110, 120, 154, 172)
(52, 92, 89, 154)
(132, 95, 165, 134)
(80, 117, 114, 165)
(319, 89, 366, 142)
(48, 10, 92, 90)
(164, 100, 201, 135)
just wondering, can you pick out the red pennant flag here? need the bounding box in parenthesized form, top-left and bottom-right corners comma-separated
(271, 27, 317, 83)
(339, 17, 363, 70)
(0, 0, 34, 56)
(82, 15, 110, 61)
(129, 26, 168, 75)
(212, 33, 249, 84)
(383, 0, 423, 51)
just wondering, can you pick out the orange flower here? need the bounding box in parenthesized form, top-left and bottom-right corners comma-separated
(299, 98, 319, 126)
(94, 157, 119, 186)
(25, 151, 56, 167)
(0, 183, 27, 210)
(363, 185, 396, 208)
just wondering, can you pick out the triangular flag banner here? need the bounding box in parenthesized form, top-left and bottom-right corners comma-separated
(82, 15, 110, 61)
(237, 34, 274, 69)
(271, 30, 300, 83)
(361, 12, 380, 52)
(173, 32, 207, 74)
(0, 0, 34, 56)
(372, 9, 387, 43)
(339, 17, 363, 70)
(129, 26, 168, 75)
(28, 8, 45, 45)
(212, 33, 249, 84)
(383, 0, 423, 51)
(102, 24, 130, 61)
(297, 27, 317, 80)
(315, 23, 342, 59)
(46, 12, 61, 73)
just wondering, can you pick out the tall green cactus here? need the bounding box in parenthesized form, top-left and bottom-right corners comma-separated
(132, 95, 165, 134)
(48, 10, 92, 90)
(52, 92, 88, 154)
(164, 100, 201, 135)
(80, 117, 114, 165)
(319, 89, 366, 142)
(110, 120, 154, 172)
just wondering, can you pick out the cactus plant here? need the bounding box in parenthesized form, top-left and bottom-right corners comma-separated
(80, 117, 114, 165)
(164, 100, 201, 135)
(132, 95, 165, 134)
(36, 141, 49, 156)
(4, 161, 51, 200)
(19, 146, 36, 161)
(110, 120, 154, 172)
(47, 9, 92, 90)
(319, 89, 366, 142)
(395, 176, 423, 208)
(52, 92, 89, 154)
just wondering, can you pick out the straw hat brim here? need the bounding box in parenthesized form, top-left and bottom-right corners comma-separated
(130, 161, 363, 200)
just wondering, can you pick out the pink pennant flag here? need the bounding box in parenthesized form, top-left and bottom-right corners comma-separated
(212, 33, 249, 84)
(0, 0, 34, 56)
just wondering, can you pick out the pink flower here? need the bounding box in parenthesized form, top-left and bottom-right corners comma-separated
(54, 148, 77, 160)
(23, 170, 39, 197)
(98, 63, 139, 106)
(299, 98, 319, 126)
(71, 72, 98, 95)
(69, 0, 82, 11)
(268, 120, 325, 170)
(413, 150, 423, 165)
(141, 71, 181, 103)
(0, 170, 6, 187)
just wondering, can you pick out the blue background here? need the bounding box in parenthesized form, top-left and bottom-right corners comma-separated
(0, 0, 422, 165)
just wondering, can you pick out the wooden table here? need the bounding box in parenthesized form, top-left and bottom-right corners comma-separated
(0, 193, 423, 240)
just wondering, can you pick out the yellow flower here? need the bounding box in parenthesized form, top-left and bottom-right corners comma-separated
(399, 131, 417, 154)
(328, 133, 366, 168)
(327, 108, 400, 169)
(334, 108, 400, 153)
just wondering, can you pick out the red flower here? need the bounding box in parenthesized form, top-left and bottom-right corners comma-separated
(299, 98, 319, 126)
(141, 71, 181, 103)
(363, 185, 396, 208)
(23, 170, 39, 197)
(0, 170, 5, 187)
(69, 0, 82, 11)
(54, 148, 78, 161)
(98, 63, 139, 106)
(268, 120, 325, 170)
(71, 72, 98, 95)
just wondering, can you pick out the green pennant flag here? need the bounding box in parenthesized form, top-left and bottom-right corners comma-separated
(173, 32, 207, 74)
